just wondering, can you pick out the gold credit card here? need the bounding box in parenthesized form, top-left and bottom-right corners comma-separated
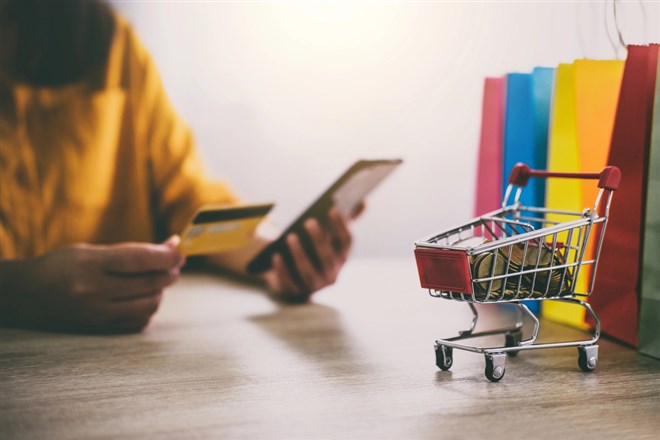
(179, 203, 274, 256)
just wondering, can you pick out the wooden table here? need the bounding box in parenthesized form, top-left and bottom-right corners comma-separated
(2, 258, 659, 439)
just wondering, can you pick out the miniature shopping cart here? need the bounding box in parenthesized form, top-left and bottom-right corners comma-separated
(414, 163, 621, 382)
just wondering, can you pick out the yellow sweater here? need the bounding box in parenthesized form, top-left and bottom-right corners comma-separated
(0, 17, 238, 259)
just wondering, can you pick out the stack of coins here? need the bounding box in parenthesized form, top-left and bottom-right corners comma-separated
(471, 242, 571, 301)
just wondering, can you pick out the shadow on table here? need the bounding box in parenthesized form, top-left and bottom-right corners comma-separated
(249, 303, 369, 378)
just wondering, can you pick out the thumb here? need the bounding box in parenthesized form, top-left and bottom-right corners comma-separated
(163, 234, 181, 249)
(351, 201, 366, 220)
(163, 234, 186, 268)
(163, 235, 186, 268)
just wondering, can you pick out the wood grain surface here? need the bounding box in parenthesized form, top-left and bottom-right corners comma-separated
(1, 258, 659, 440)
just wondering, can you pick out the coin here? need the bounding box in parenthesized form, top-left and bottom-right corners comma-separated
(470, 242, 572, 301)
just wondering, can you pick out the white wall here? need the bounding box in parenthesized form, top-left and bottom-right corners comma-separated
(111, 0, 658, 257)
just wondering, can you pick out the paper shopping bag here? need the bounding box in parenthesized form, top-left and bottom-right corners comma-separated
(638, 56, 660, 359)
(502, 69, 554, 209)
(501, 68, 554, 314)
(589, 45, 660, 346)
(474, 77, 505, 216)
(543, 60, 624, 329)
(575, 60, 625, 297)
(575, 60, 625, 208)
(542, 63, 589, 329)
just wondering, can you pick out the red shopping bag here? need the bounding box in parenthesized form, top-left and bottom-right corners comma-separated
(589, 45, 660, 346)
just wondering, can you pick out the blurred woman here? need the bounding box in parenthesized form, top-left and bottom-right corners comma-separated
(0, 0, 356, 332)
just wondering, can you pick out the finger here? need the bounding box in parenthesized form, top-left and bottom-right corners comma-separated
(106, 291, 163, 324)
(106, 312, 157, 333)
(107, 319, 154, 333)
(351, 201, 366, 219)
(304, 218, 337, 280)
(328, 208, 352, 260)
(100, 268, 180, 300)
(263, 254, 283, 294)
(102, 243, 185, 274)
(267, 253, 304, 300)
(287, 233, 322, 294)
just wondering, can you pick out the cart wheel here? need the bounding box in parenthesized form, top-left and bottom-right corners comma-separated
(578, 345, 598, 372)
(505, 330, 523, 357)
(435, 345, 453, 371)
(485, 354, 506, 382)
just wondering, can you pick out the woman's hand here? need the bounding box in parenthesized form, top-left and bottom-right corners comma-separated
(262, 207, 355, 303)
(0, 237, 185, 333)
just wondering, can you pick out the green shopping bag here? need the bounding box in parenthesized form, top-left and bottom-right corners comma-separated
(639, 57, 660, 360)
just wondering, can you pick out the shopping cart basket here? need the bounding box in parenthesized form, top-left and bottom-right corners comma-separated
(414, 163, 621, 382)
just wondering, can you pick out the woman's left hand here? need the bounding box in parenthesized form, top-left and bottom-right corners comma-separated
(262, 207, 355, 303)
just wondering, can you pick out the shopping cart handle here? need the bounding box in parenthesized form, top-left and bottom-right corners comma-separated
(508, 163, 621, 191)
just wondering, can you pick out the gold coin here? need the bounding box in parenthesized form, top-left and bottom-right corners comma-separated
(470, 242, 574, 301)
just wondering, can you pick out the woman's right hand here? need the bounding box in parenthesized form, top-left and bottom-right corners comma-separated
(0, 237, 185, 333)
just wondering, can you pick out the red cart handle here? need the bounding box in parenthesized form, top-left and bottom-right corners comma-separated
(508, 163, 621, 191)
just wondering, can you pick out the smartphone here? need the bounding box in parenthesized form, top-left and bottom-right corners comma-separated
(246, 159, 403, 274)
